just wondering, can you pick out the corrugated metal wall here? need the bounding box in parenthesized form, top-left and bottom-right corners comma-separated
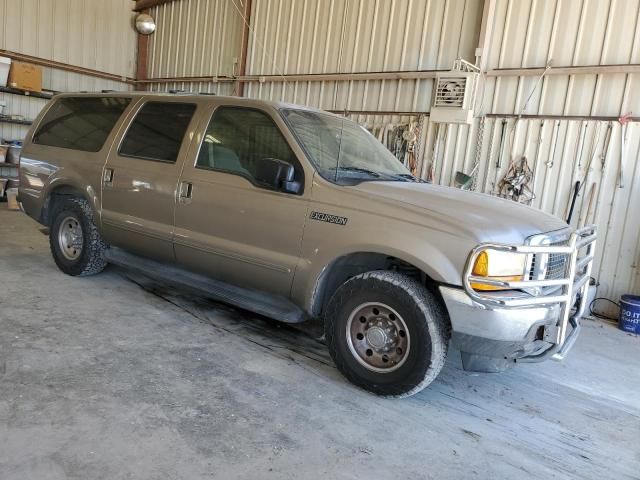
(244, 0, 482, 110)
(148, 0, 243, 95)
(145, 0, 640, 305)
(0, 0, 136, 139)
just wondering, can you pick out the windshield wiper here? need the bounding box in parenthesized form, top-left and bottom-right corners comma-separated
(330, 166, 425, 183)
(392, 173, 426, 182)
(332, 166, 381, 177)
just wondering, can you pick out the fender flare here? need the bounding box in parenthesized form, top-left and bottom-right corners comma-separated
(41, 178, 100, 226)
(304, 247, 461, 317)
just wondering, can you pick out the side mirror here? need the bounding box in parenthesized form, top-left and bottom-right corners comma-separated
(255, 158, 302, 194)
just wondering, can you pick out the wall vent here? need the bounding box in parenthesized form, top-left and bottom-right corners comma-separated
(430, 59, 479, 124)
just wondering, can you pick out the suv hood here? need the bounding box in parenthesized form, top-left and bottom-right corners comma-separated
(351, 181, 568, 243)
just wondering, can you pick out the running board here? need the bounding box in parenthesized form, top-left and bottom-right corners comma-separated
(104, 247, 307, 323)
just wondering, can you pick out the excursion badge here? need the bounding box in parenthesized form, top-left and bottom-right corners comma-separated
(310, 211, 348, 226)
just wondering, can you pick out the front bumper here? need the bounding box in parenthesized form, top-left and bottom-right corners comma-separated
(440, 225, 597, 372)
(440, 286, 562, 371)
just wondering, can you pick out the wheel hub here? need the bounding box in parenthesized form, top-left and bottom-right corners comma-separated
(365, 325, 389, 349)
(346, 302, 410, 373)
(58, 216, 83, 261)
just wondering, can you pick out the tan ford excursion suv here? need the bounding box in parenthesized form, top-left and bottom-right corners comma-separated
(18, 93, 597, 397)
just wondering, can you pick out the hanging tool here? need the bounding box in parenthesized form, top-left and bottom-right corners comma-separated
(403, 125, 418, 175)
(546, 120, 561, 168)
(577, 121, 587, 168)
(497, 156, 535, 204)
(454, 164, 479, 190)
(599, 122, 612, 173)
(496, 120, 507, 169)
(492, 119, 507, 191)
(529, 121, 545, 204)
(566, 180, 581, 224)
(571, 122, 602, 225)
(428, 124, 443, 183)
(455, 117, 485, 191)
(564, 121, 587, 220)
(576, 122, 602, 195)
(618, 112, 632, 188)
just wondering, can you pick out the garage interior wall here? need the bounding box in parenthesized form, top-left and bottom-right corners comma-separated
(0, 0, 137, 139)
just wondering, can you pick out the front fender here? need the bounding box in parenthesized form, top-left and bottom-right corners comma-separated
(291, 225, 473, 316)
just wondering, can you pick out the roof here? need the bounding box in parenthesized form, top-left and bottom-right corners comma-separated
(51, 91, 339, 117)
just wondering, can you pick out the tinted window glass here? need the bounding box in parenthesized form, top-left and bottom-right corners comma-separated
(120, 102, 196, 162)
(197, 107, 301, 189)
(33, 97, 131, 152)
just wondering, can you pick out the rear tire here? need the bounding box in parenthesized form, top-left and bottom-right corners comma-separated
(325, 271, 449, 398)
(49, 197, 108, 276)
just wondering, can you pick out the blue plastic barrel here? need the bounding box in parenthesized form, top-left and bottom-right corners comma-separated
(619, 294, 640, 334)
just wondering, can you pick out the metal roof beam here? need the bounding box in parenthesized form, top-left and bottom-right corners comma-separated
(133, 0, 178, 12)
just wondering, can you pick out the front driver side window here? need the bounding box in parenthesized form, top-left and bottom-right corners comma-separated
(196, 107, 303, 192)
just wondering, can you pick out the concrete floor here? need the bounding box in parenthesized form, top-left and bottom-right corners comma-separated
(1, 204, 639, 480)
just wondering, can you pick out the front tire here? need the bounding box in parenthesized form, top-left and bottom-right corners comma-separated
(325, 271, 449, 398)
(49, 197, 108, 276)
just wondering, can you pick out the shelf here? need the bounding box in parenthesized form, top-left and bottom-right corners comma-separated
(0, 163, 19, 167)
(0, 115, 32, 125)
(0, 86, 53, 100)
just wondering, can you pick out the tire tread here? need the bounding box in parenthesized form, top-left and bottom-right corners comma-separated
(49, 197, 107, 276)
(325, 270, 450, 398)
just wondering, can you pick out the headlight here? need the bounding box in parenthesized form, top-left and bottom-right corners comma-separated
(470, 249, 527, 291)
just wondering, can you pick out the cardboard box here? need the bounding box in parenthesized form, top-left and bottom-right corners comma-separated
(6, 187, 19, 210)
(0, 56, 10, 87)
(7, 61, 42, 92)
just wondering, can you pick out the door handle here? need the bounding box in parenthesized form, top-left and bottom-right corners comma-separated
(179, 181, 193, 204)
(103, 168, 114, 186)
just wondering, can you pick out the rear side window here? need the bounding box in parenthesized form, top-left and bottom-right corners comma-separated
(33, 97, 131, 152)
(119, 102, 196, 163)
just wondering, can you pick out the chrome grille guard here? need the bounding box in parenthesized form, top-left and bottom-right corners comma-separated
(463, 225, 597, 361)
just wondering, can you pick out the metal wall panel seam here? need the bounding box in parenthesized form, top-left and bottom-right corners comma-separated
(620, 1, 640, 112)
(218, 0, 229, 89)
(512, 0, 536, 115)
(198, 0, 211, 77)
(392, 0, 411, 111)
(331, 0, 350, 109)
(376, 0, 396, 111)
(166, 2, 175, 78)
(346, 0, 363, 109)
(488, 0, 513, 121)
(290, 0, 306, 102)
(360, 0, 380, 111)
(188, 0, 200, 76)
(210, 0, 221, 84)
(411, 0, 432, 112)
(561, 0, 589, 115)
(316, 0, 335, 107)
(588, 0, 616, 117)
(435, 0, 449, 70)
(282, 0, 296, 100)
(268, 0, 283, 100)
(260, 0, 277, 96)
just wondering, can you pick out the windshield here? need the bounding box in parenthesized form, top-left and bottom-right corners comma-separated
(281, 108, 416, 185)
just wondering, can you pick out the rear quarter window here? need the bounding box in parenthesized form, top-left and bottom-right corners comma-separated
(33, 97, 131, 152)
